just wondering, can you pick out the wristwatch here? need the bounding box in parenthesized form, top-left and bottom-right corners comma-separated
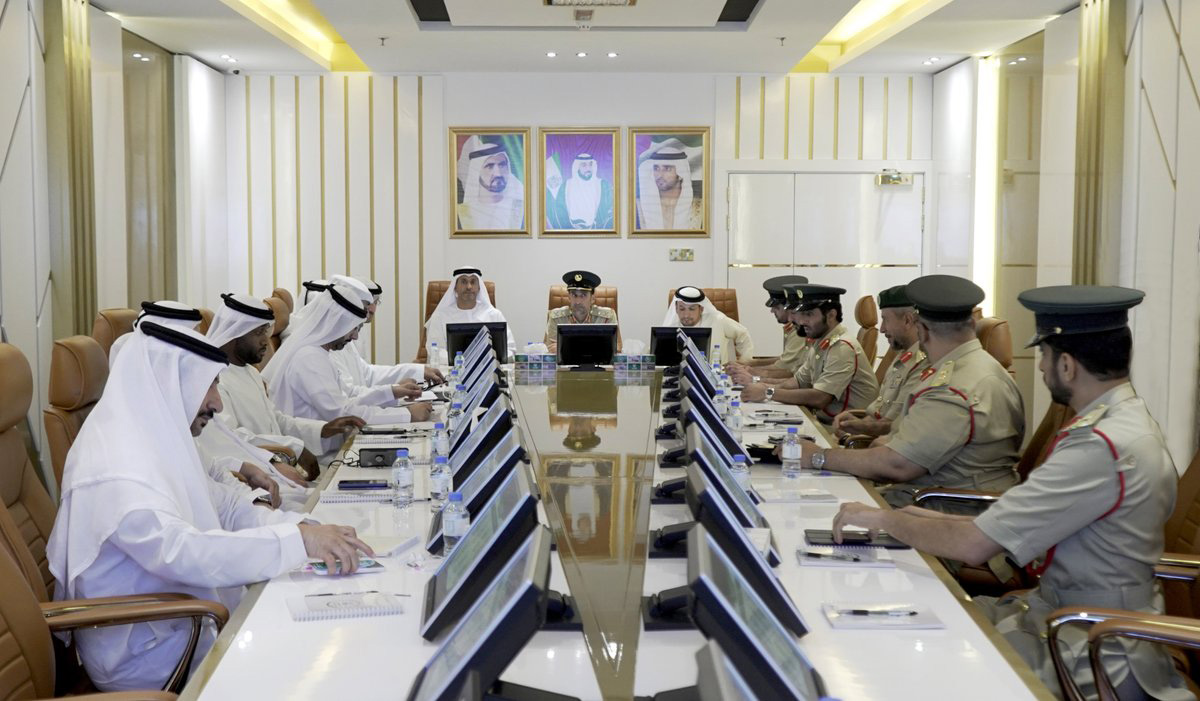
(811, 450, 827, 469)
(765, 386, 775, 402)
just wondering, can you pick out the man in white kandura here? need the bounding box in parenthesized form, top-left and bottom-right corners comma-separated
(328, 275, 444, 392)
(564, 152, 614, 229)
(425, 267, 516, 362)
(47, 321, 372, 692)
(108, 301, 203, 368)
(661, 286, 754, 364)
(279, 279, 329, 342)
(455, 136, 524, 230)
(635, 139, 703, 230)
(206, 292, 363, 480)
(263, 282, 433, 423)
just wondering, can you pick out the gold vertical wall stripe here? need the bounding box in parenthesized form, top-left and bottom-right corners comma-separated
(270, 76, 278, 289)
(857, 77, 864, 160)
(343, 76, 350, 273)
(832, 77, 840, 160)
(906, 77, 913, 160)
(416, 77, 425, 359)
(245, 76, 253, 293)
(319, 76, 326, 277)
(783, 76, 791, 159)
(368, 76, 376, 361)
(295, 76, 301, 293)
(807, 76, 815, 159)
(758, 76, 766, 160)
(734, 77, 742, 159)
(882, 77, 890, 157)
(394, 77, 402, 361)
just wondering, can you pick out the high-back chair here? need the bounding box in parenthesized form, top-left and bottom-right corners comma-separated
(413, 279, 499, 363)
(976, 316, 1014, 370)
(874, 347, 898, 385)
(854, 295, 879, 365)
(195, 308, 215, 336)
(548, 285, 619, 316)
(0, 344, 57, 600)
(90, 309, 138, 356)
(664, 288, 739, 321)
(42, 336, 109, 490)
(255, 297, 290, 371)
(271, 287, 294, 313)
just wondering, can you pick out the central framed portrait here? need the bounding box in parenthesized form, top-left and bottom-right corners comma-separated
(539, 127, 620, 237)
(628, 127, 709, 237)
(449, 127, 531, 237)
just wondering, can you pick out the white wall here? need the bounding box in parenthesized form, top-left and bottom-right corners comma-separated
(175, 56, 227, 307)
(89, 6, 126, 308)
(1121, 0, 1200, 469)
(0, 0, 53, 482)
(931, 59, 977, 282)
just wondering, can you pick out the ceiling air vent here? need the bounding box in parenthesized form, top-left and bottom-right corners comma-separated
(545, 1, 636, 6)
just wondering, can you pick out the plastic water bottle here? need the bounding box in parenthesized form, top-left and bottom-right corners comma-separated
(431, 422, 450, 461)
(714, 388, 728, 417)
(443, 492, 469, 552)
(451, 383, 467, 407)
(720, 372, 733, 395)
(391, 449, 414, 508)
(446, 401, 464, 433)
(726, 400, 743, 443)
(730, 454, 751, 491)
(712, 343, 722, 364)
(430, 341, 448, 368)
(429, 455, 451, 512)
(454, 351, 465, 375)
(781, 427, 802, 479)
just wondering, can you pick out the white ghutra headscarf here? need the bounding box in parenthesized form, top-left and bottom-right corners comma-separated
(261, 282, 367, 402)
(661, 286, 723, 329)
(205, 293, 275, 349)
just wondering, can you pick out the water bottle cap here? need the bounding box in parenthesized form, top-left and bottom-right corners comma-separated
(787, 427, 798, 433)
(715, 389, 724, 395)
(448, 492, 463, 502)
(455, 384, 466, 390)
(731, 401, 741, 407)
(395, 448, 409, 457)
(431, 342, 438, 347)
(451, 402, 463, 409)
(455, 351, 464, 358)
(434, 455, 448, 464)
(734, 455, 746, 463)
(434, 422, 445, 430)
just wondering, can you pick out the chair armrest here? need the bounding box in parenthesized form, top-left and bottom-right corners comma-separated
(1159, 552, 1200, 568)
(44, 599, 229, 694)
(1087, 615, 1200, 701)
(41, 592, 196, 618)
(1154, 564, 1199, 582)
(841, 434, 875, 450)
(912, 487, 1003, 507)
(59, 693, 177, 700)
(1045, 607, 1165, 701)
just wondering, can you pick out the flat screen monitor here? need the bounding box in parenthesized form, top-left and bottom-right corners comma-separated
(687, 525, 825, 700)
(557, 324, 617, 366)
(682, 384, 754, 464)
(650, 327, 712, 367)
(409, 525, 552, 698)
(687, 423, 779, 562)
(449, 397, 513, 489)
(682, 351, 718, 397)
(419, 467, 541, 642)
(695, 640, 757, 701)
(447, 322, 508, 365)
(462, 353, 499, 402)
(427, 429, 524, 554)
(448, 373, 499, 455)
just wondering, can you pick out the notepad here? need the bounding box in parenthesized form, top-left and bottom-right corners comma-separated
(753, 484, 840, 503)
(286, 591, 406, 622)
(301, 558, 386, 576)
(821, 602, 943, 630)
(318, 491, 393, 505)
(796, 546, 894, 568)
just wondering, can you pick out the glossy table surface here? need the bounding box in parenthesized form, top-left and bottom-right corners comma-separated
(180, 367, 1052, 701)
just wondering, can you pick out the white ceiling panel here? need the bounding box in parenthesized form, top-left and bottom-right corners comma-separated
(443, 0, 728, 28)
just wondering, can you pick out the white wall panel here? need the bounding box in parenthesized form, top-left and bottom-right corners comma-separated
(1142, 0, 1178, 178)
(884, 76, 908, 161)
(729, 173, 792, 264)
(247, 75, 273, 298)
(368, 75, 396, 365)
(737, 75, 759, 160)
(0, 0, 30, 148)
(345, 74, 372, 296)
(30, 11, 49, 316)
(713, 75, 738, 162)
(811, 75, 836, 160)
(786, 75, 812, 160)
(89, 7, 126, 308)
(861, 76, 884, 161)
(175, 57, 227, 306)
(296, 75, 322, 287)
(224, 76, 250, 295)
(762, 75, 786, 161)
(272, 75, 298, 297)
(836, 76, 859, 160)
(394, 76, 421, 364)
(420, 76, 446, 315)
(322, 74, 347, 279)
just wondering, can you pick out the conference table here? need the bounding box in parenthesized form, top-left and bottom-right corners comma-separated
(180, 367, 1052, 700)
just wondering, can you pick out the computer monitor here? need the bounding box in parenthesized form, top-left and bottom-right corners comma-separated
(682, 384, 754, 464)
(419, 467, 541, 641)
(687, 526, 825, 700)
(449, 397, 513, 488)
(447, 322, 509, 365)
(448, 372, 500, 455)
(409, 525, 553, 699)
(427, 429, 524, 554)
(681, 350, 718, 398)
(461, 353, 501, 408)
(695, 640, 757, 701)
(650, 326, 712, 367)
(556, 324, 617, 366)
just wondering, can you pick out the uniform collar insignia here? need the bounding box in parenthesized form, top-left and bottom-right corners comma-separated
(1067, 404, 1109, 431)
(899, 351, 912, 364)
(930, 361, 954, 387)
(920, 366, 935, 380)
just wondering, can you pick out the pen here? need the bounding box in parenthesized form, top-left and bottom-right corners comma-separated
(805, 551, 860, 562)
(836, 608, 918, 617)
(311, 591, 412, 597)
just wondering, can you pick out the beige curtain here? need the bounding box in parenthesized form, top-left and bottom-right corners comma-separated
(45, 0, 97, 336)
(1072, 0, 1125, 285)
(122, 31, 176, 305)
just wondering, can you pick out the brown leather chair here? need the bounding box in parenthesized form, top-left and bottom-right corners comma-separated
(255, 297, 289, 371)
(976, 316, 1013, 370)
(874, 347, 897, 385)
(43, 336, 109, 490)
(665, 288, 739, 321)
(413, 279, 498, 363)
(548, 285, 618, 316)
(90, 309, 138, 357)
(854, 295, 879, 366)
(0, 344, 58, 600)
(271, 287, 294, 313)
(0, 541, 226, 698)
(195, 308, 214, 336)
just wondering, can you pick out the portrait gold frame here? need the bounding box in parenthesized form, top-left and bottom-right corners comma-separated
(538, 127, 621, 238)
(448, 127, 532, 238)
(627, 126, 710, 238)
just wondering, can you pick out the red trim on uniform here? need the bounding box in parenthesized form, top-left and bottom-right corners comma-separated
(899, 351, 913, 364)
(1098, 472, 1126, 520)
(823, 339, 858, 417)
(907, 386, 936, 408)
(1026, 546, 1056, 577)
(1092, 428, 1119, 460)
(919, 366, 935, 381)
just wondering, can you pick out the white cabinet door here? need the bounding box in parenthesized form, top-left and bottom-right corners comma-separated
(729, 173, 794, 265)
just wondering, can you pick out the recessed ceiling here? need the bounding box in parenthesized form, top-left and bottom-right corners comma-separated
(440, 0, 729, 28)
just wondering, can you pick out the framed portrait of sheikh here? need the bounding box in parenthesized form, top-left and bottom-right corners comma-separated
(449, 128, 531, 237)
(539, 127, 620, 237)
(629, 127, 709, 237)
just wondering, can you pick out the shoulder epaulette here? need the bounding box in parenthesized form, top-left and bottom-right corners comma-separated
(930, 360, 954, 387)
(1066, 404, 1110, 431)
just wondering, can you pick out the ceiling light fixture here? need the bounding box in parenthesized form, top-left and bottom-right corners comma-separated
(923, 60, 932, 65)
(220, 54, 231, 59)
(546, 51, 557, 57)
(228, 58, 238, 63)
(576, 51, 587, 58)
(1008, 60, 1017, 65)
(140, 56, 150, 62)
(132, 53, 142, 58)
(1017, 56, 1027, 61)
(929, 57, 940, 62)
(607, 52, 618, 58)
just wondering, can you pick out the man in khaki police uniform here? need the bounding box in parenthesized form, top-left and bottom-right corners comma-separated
(833, 284, 929, 440)
(740, 283, 878, 422)
(831, 284, 1192, 701)
(727, 275, 808, 379)
(790, 275, 1024, 504)
(545, 270, 619, 353)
